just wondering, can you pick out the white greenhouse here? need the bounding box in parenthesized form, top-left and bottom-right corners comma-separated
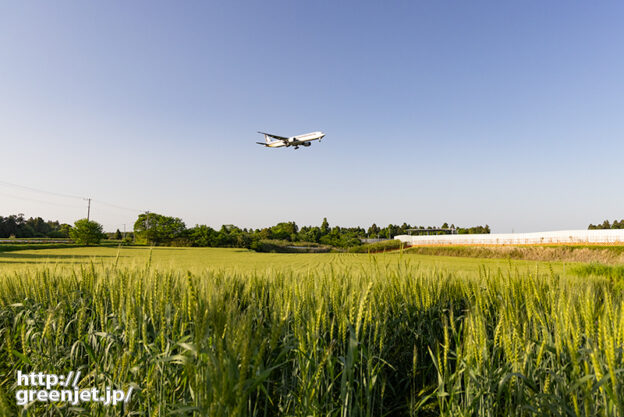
(394, 229, 624, 246)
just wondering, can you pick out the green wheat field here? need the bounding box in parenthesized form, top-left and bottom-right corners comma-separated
(0, 247, 623, 416)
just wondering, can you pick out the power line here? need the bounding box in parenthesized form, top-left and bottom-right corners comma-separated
(0, 180, 83, 200)
(0, 179, 143, 214)
(85, 198, 91, 221)
(92, 199, 141, 213)
(0, 191, 84, 209)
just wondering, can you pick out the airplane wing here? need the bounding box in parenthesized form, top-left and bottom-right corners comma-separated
(258, 131, 289, 141)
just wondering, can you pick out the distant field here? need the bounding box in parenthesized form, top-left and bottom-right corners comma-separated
(0, 245, 578, 276)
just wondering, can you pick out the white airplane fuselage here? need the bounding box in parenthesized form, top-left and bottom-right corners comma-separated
(259, 131, 325, 149)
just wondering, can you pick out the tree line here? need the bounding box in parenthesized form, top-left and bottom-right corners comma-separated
(588, 219, 624, 230)
(0, 214, 72, 238)
(132, 212, 491, 249)
(0, 212, 491, 249)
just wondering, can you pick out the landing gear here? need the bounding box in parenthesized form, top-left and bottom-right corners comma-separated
(294, 146, 299, 150)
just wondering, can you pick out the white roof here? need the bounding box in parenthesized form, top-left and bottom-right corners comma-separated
(395, 229, 624, 245)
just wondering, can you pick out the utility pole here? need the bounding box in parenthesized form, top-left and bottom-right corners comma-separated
(84, 198, 92, 221)
(145, 211, 150, 245)
(123, 224, 126, 239)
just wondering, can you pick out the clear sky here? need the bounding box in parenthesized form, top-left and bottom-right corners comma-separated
(1, 1, 623, 233)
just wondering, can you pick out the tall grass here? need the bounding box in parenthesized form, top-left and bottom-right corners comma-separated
(573, 263, 624, 281)
(405, 245, 624, 264)
(0, 260, 622, 416)
(573, 263, 624, 294)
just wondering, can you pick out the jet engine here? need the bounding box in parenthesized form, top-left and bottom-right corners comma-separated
(302, 142, 311, 147)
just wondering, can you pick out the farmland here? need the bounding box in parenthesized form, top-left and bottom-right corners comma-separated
(0, 246, 572, 275)
(0, 247, 623, 416)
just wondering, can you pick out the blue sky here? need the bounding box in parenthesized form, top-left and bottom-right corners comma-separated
(1, 1, 623, 233)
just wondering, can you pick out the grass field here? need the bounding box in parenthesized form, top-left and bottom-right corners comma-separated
(0, 247, 622, 416)
(0, 245, 575, 276)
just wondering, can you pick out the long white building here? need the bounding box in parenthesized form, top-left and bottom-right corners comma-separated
(395, 229, 624, 246)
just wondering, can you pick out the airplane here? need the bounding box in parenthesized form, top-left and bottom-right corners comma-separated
(256, 131, 325, 149)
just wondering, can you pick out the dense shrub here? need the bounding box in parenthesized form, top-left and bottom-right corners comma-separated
(251, 239, 331, 253)
(348, 239, 403, 253)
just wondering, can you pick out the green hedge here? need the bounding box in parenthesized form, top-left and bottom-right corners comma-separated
(251, 239, 332, 253)
(348, 239, 403, 253)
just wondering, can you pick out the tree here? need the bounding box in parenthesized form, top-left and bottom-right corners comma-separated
(26, 217, 50, 237)
(188, 225, 217, 246)
(115, 229, 122, 240)
(368, 223, 380, 238)
(134, 213, 186, 245)
(321, 218, 329, 235)
(299, 226, 321, 243)
(58, 223, 72, 237)
(69, 219, 105, 245)
(270, 222, 298, 241)
(382, 224, 399, 239)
